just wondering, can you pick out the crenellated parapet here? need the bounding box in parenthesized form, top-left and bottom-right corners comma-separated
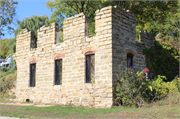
(15, 5, 138, 53)
(111, 5, 136, 44)
(16, 28, 31, 53)
(95, 6, 112, 36)
(37, 23, 59, 47)
(63, 13, 86, 41)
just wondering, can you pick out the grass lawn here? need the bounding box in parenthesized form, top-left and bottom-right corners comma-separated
(0, 104, 179, 119)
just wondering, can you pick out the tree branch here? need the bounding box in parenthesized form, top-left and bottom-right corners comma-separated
(65, 1, 78, 14)
(84, 0, 89, 15)
(81, 1, 85, 13)
(75, 1, 81, 13)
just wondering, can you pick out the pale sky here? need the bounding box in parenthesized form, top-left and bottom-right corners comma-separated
(2, 0, 53, 39)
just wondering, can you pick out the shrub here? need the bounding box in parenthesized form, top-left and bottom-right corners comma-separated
(145, 75, 179, 102)
(114, 68, 148, 107)
(114, 67, 179, 107)
(0, 70, 16, 99)
(0, 66, 11, 72)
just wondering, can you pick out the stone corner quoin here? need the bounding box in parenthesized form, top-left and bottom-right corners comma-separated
(13, 5, 154, 108)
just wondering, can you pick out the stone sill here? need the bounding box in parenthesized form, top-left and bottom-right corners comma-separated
(84, 83, 95, 85)
(53, 85, 62, 86)
(55, 42, 63, 46)
(86, 35, 95, 38)
(30, 48, 37, 51)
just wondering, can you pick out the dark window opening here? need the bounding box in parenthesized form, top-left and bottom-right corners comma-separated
(56, 26, 63, 44)
(30, 63, 36, 87)
(30, 32, 37, 48)
(54, 59, 62, 85)
(127, 53, 133, 69)
(85, 53, 95, 83)
(85, 15, 95, 36)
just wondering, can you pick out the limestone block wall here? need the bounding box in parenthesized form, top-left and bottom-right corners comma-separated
(139, 30, 154, 49)
(13, 6, 114, 108)
(111, 6, 154, 83)
(13, 6, 154, 108)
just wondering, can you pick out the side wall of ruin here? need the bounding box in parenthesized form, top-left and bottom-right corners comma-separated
(111, 6, 154, 98)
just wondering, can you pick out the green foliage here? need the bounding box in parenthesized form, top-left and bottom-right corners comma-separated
(0, 70, 16, 98)
(172, 75, 180, 91)
(0, 39, 10, 58)
(0, 68, 14, 79)
(7, 38, 16, 68)
(15, 15, 49, 47)
(114, 68, 147, 107)
(7, 38, 16, 54)
(88, 18, 95, 35)
(46, 0, 100, 26)
(46, 1, 178, 39)
(46, 0, 101, 35)
(143, 40, 179, 81)
(1, 66, 11, 72)
(139, 6, 179, 41)
(0, 38, 16, 68)
(136, 70, 144, 77)
(114, 67, 179, 107)
(99, 1, 178, 39)
(146, 75, 179, 103)
(45, 0, 77, 26)
(0, 0, 18, 37)
(148, 75, 175, 96)
(59, 28, 63, 43)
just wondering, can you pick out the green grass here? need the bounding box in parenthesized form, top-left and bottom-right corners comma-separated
(0, 104, 179, 119)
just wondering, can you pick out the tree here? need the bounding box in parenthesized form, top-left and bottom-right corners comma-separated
(46, 0, 102, 35)
(15, 15, 49, 47)
(0, 0, 18, 38)
(134, 1, 179, 41)
(100, 1, 178, 38)
(0, 39, 10, 59)
(46, 0, 178, 38)
(46, 0, 101, 25)
(143, 8, 179, 41)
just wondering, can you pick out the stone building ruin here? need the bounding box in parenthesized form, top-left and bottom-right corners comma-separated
(13, 6, 154, 108)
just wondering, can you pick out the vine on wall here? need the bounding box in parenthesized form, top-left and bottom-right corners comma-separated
(143, 40, 179, 81)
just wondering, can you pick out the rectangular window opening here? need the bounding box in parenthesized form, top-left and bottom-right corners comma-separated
(127, 53, 133, 69)
(85, 15, 95, 36)
(30, 32, 37, 48)
(54, 59, 62, 85)
(85, 54, 95, 83)
(56, 27, 63, 44)
(30, 63, 36, 87)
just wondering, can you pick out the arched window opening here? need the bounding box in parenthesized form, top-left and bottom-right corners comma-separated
(52, 53, 64, 85)
(127, 53, 133, 69)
